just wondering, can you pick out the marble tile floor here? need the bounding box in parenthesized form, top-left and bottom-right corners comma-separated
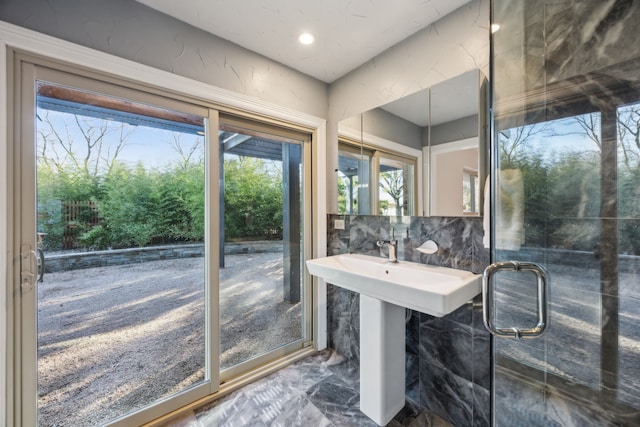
(164, 349, 453, 427)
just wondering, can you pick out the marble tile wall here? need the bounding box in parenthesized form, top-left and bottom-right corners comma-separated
(326, 214, 491, 426)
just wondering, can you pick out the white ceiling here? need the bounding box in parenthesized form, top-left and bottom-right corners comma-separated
(135, 0, 471, 83)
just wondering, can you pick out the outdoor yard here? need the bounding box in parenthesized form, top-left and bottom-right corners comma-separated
(37, 251, 301, 427)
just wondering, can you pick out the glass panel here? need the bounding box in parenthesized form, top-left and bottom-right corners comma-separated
(358, 152, 372, 215)
(337, 149, 361, 214)
(616, 100, 640, 408)
(378, 156, 414, 216)
(492, 1, 640, 426)
(218, 122, 305, 371)
(462, 168, 479, 214)
(338, 146, 372, 214)
(36, 82, 207, 426)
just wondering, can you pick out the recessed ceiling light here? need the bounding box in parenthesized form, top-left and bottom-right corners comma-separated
(491, 23, 501, 33)
(298, 32, 315, 45)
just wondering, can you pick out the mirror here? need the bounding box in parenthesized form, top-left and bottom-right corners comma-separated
(337, 69, 487, 217)
(428, 69, 488, 217)
(337, 102, 424, 216)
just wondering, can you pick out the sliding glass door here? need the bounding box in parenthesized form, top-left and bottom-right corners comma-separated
(218, 116, 311, 379)
(337, 142, 372, 214)
(377, 153, 416, 216)
(337, 140, 417, 216)
(14, 56, 312, 426)
(16, 61, 216, 426)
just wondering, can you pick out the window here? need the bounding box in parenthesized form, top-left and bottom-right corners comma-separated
(378, 153, 416, 216)
(337, 142, 372, 214)
(338, 139, 417, 216)
(14, 56, 315, 427)
(462, 167, 479, 214)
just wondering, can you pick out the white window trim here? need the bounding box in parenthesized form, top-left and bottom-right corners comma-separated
(0, 20, 328, 423)
(429, 136, 478, 154)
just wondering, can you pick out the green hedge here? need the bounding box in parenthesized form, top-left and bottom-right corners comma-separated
(38, 157, 283, 251)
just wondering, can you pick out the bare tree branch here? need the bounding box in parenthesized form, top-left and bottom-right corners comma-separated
(379, 170, 404, 215)
(170, 133, 204, 169)
(37, 110, 135, 178)
(573, 114, 601, 150)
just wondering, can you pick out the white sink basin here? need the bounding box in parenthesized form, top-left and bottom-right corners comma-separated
(306, 253, 481, 317)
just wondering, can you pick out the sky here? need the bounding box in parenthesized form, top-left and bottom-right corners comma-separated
(36, 108, 204, 172)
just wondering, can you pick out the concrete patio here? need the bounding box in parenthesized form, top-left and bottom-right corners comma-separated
(37, 252, 301, 427)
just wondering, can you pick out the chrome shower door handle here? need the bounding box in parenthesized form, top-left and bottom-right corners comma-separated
(482, 261, 549, 339)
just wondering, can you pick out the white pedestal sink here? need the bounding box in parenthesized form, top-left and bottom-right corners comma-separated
(306, 254, 481, 425)
(359, 294, 405, 425)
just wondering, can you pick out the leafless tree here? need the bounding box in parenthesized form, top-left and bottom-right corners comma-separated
(616, 104, 640, 170)
(379, 169, 405, 216)
(573, 113, 602, 150)
(37, 110, 135, 177)
(169, 133, 205, 169)
(572, 103, 640, 171)
(498, 123, 549, 165)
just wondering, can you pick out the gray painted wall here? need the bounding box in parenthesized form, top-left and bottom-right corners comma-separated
(328, 0, 489, 123)
(431, 114, 478, 146)
(0, 0, 489, 214)
(0, 0, 328, 118)
(363, 108, 422, 150)
(326, 0, 489, 210)
(339, 108, 422, 156)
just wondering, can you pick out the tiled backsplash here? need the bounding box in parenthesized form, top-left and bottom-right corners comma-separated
(328, 214, 489, 274)
(326, 214, 491, 426)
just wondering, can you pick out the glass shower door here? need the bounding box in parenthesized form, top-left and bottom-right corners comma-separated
(489, 1, 640, 426)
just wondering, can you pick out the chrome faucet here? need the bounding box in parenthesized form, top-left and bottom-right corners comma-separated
(377, 229, 398, 263)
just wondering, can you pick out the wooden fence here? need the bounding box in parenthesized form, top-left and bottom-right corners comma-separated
(62, 200, 101, 249)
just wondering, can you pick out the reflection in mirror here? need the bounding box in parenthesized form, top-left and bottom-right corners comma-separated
(462, 167, 480, 214)
(378, 154, 416, 216)
(337, 141, 371, 214)
(430, 138, 480, 216)
(429, 69, 488, 217)
(337, 69, 486, 218)
(338, 101, 424, 216)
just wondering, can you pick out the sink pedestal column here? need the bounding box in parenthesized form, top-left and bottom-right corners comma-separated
(359, 294, 406, 425)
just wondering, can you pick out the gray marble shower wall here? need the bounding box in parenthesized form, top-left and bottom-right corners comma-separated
(326, 214, 491, 427)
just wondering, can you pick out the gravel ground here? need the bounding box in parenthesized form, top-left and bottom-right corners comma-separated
(37, 252, 301, 427)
